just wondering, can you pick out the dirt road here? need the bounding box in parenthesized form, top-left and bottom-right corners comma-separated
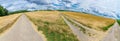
(61, 15, 89, 41)
(0, 14, 44, 41)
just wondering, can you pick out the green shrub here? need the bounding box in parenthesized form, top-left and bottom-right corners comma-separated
(117, 19, 120, 25)
(0, 5, 8, 16)
(102, 23, 114, 31)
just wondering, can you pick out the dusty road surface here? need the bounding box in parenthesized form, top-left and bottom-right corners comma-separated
(61, 15, 89, 41)
(102, 22, 120, 41)
(0, 14, 44, 41)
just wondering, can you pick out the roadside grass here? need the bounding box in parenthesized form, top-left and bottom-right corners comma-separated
(0, 14, 21, 34)
(102, 23, 114, 31)
(26, 11, 78, 41)
(117, 19, 120, 25)
(61, 11, 115, 31)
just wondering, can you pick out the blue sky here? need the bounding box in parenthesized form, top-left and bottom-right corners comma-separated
(0, 0, 119, 19)
(0, 0, 118, 11)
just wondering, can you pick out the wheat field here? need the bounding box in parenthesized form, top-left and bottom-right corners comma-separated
(26, 11, 79, 41)
(0, 14, 21, 34)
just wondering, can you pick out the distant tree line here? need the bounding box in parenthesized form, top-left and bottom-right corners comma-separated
(0, 5, 8, 16)
(0, 5, 30, 16)
(9, 10, 29, 14)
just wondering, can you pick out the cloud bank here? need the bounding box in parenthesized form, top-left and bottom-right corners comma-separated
(0, 0, 119, 19)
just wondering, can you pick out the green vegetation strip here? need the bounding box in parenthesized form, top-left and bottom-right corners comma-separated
(102, 23, 114, 31)
(117, 19, 120, 25)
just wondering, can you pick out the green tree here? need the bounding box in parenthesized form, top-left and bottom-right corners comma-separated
(0, 5, 8, 16)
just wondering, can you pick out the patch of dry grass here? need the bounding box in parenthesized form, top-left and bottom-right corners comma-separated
(62, 12, 115, 31)
(26, 11, 78, 41)
(0, 14, 21, 34)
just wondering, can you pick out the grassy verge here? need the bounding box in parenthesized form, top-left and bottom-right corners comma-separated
(117, 19, 120, 25)
(0, 14, 21, 34)
(102, 23, 114, 31)
(62, 11, 115, 31)
(26, 11, 78, 41)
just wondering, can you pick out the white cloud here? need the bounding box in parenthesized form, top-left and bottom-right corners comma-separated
(0, 0, 119, 19)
